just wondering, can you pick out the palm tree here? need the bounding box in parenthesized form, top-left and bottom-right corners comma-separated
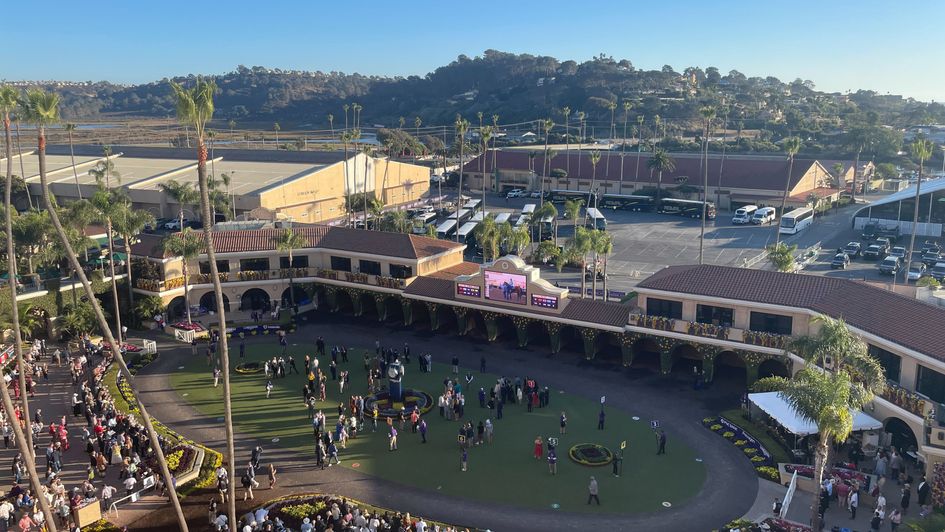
(509, 222, 531, 256)
(360, 144, 372, 226)
(273, 228, 307, 310)
(563, 198, 584, 231)
(480, 125, 494, 211)
(635, 114, 645, 180)
(228, 119, 236, 135)
(343, 104, 349, 132)
(24, 87, 184, 531)
(170, 78, 236, 530)
(589, 229, 607, 300)
(491, 114, 499, 174)
(598, 231, 614, 301)
(754, 316, 884, 532)
(474, 214, 499, 262)
(89, 188, 126, 343)
(12, 114, 33, 209)
(569, 226, 593, 299)
(699, 106, 716, 265)
(113, 201, 155, 313)
(620, 101, 632, 185)
(454, 116, 470, 242)
(273, 122, 281, 146)
(561, 106, 571, 173)
(326, 114, 334, 138)
(605, 100, 617, 176)
(158, 179, 199, 229)
(648, 148, 676, 204)
(89, 151, 119, 189)
(905, 138, 935, 283)
(64, 122, 83, 199)
(775, 137, 802, 248)
(533, 201, 558, 245)
(716, 104, 730, 208)
(541, 119, 554, 198)
(2, 86, 44, 486)
(584, 150, 601, 225)
(575, 111, 585, 175)
(340, 131, 353, 225)
(161, 229, 203, 324)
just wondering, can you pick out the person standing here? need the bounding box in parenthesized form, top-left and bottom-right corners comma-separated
(917, 476, 930, 514)
(480, 356, 486, 373)
(560, 412, 567, 434)
(597, 409, 605, 430)
(452, 356, 459, 374)
(900, 484, 910, 514)
(888, 508, 901, 531)
(889, 452, 903, 484)
(587, 476, 600, 505)
(657, 430, 667, 455)
(870, 510, 883, 532)
(419, 418, 428, 443)
(389, 427, 398, 451)
(239, 337, 245, 359)
(266, 380, 273, 399)
(461, 448, 468, 472)
(213, 367, 221, 388)
(548, 448, 557, 475)
(850, 489, 859, 519)
(533, 436, 543, 460)
(484, 419, 494, 444)
(267, 463, 277, 489)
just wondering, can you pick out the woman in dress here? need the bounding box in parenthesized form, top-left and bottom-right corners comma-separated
(267, 463, 277, 489)
(533, 436, 543, 460)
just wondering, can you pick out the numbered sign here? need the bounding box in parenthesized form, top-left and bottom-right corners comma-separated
(650, 420, 660, 429)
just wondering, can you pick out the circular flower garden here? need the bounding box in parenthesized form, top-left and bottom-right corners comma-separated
(568, 443, 614, 466)
(363, 388, 434, 418)
(235, 362, 263, 374)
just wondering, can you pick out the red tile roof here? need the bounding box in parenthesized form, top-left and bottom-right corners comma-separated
(211, 226, 329, 254)
(637, 264, 945, 362)
(427, 261, 481, 280)
(788, 187, 839, 201)
(127, 233, 171, 259)
(315, 227, 463, 260)
(463, 150, 819, 193)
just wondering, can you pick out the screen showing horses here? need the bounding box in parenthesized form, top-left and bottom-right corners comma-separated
(484, 271, 527, 305)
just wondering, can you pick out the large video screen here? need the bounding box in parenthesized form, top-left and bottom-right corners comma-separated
(484, 270, 527, 305)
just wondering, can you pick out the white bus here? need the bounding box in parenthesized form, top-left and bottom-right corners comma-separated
(515, 213, 530, 227)
(521, 204, 537, 216)
(585, 207, 607, 230)
(779, 207, 814, 235)
(493, 212, 512, 224)
(457, 221, 479, 243)
(447, 208, 472, 224)
(470, 211, 486, 223)
(435, 219, 457, 239)
(412, 211, 438, 225)
(463, 199, 482, 212)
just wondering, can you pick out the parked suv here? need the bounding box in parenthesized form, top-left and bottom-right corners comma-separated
(862, 244, 886, 260)
(842, 242, 862, 258)
(830, 253, 851, 269)
(931, 262, 945, 282)
(505, 189, 525, 198)
(907, 262, 928, 282)
(879, 256, 902, 275)
(888, 246, 907, 261)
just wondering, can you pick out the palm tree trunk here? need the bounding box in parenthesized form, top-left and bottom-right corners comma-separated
(699, 123, 710, 265)
(183, 261, 192, 325)
(106, 222, 123, 343)
(124, 233, 136, 313)
(603, 255, 609, 302)
(774, 157, 795, 248)
(5, 114, 36, 460)
(68, 129, 82, 199)
(657, 170, 664, 204)
(810, 434, 830, 531)
(580, 257, 587, 299)
(13, 120, 33, 210)
(592, 251, 599, 300)
(905, 161, 924, 284)
(456, 142, 464, 242)
(37, 125, 188, 532)
(288, 248, 296, 310)
(0, 380, 56, 531)
(195, 138, 238, 529)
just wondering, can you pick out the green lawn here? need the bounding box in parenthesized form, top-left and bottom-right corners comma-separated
(169, 338, 706, 513)
(720, 409, 793, 465)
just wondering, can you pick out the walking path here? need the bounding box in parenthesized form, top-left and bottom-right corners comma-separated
(130, 312, 757, 531)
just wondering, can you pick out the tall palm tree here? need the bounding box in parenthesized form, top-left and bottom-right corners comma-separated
(491, 114, 500, 176)
(605, 100, 617, 176)
(327, 114, 334, 137)
(561, 106, 571, 173)
(473, 213, 499, 262)
(89, 188, 126, 342)
(12, 115, 33, 209)
(360, 143, 371, 227)
(563, 197, 583, 231)
(598, 231, 614, 301)
(775, 137, 802, 248)
(635, 114, 645, 180)
(159, 179, 199, 229)
(2, 86, 42, 479)
(228, 119, 236, 135)
(589, 229, 608, 300)
(170, 78, 236, 530)
(620, 101, 632, 185)
(575, 111, 585, 176)
(584, 150, 601, 225)
(161, 229, 203, 324)
(533, 201, 558, 245)
(541, 119, 554, 198)
(23, 87, 185, 531)
(480, 125, 493, 211)
(569, 226, 593, 299)
(905, 138, 935, 283)
(716, 104, 730, 208)
(340, 131, 352, 225)
(699, 106, 716, 265)
(454, 116, 470, 242)
(648, 148, 676, 205)
(754, 316, 884, 532)
(113, 201, 155, 313)
(64, 122, 83, 199)
(273, 122, 280, 146)
(273, 228, 307, 310)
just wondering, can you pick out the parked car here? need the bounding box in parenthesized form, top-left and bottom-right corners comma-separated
(875, 237, 893, 250)
(931, 262, 945, 282)
(842, 242, 862, 258)
(879, 256, 902, 275)
(751, 207, 777, 225)
(164, 218, 190, 230)
(528, 191, 543, 199)
(922, 250, 942, 267)
(862, 244, 886, 260)
(907, 262, 928, 282)
(888, 246, 907, 261)
(506, 189, 525, 198)
(921, 241, 942, 254)
(830, 253, 851, 269)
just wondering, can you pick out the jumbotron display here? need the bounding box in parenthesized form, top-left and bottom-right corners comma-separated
(484, 271, 527, 305)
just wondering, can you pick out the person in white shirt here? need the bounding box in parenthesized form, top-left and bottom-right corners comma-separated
(415, 517, 427, 532)
(123, 475, 136, 495)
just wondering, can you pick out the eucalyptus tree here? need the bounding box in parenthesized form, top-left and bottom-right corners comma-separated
(170, 78, 236, 529)
(23, 87, 182, 531)
(774, 137, 802, 248)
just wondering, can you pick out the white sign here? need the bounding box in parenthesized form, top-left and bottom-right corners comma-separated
(781, 471, 797, 519)
(600, 396, 606, 405)
(650, 420, 660, 429)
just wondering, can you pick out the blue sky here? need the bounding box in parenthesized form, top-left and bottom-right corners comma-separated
(3, 1, 943, 102)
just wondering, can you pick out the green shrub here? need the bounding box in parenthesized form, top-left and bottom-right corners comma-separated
(734, 439, 747, 447)
(710, 424, 722, 431)
(755, 466, 780, 482)
(282, 502, 326, 520)
(722, 431, 735, 439)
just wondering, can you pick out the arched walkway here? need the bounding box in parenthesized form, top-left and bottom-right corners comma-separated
(280, 286, 309, 307)
(631, 338, 662, 372)
(435, 305, 457, 333)
(713, 350, 747, 384)
(358, 292, 377, 319)
(240, 288, 271, 311)
(409, 301, 430, 328)
(383, 296, 404, 324)
(167, 296, 186, 320)
(595, 332, 622, 362)
(670, 343, 701, 377)
(494, 315, 517, 344)
(884, 417, 919, 453)
(526, 321, 549, 348)
(558, 325, 583, 356)
(465, 310, 487, 340)
(199, 291, 230, 313)
(334, 289, 354, 314)
(758, 358, 790, 379)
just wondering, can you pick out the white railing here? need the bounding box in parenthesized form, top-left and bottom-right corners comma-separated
(107, 475, 156, 517)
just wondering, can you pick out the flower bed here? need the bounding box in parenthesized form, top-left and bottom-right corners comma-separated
(783, 464, 871, 490)
(235, 362, 263, 375)
(703, 416, 774, 480)
(264, 493, 464, 531)
(148, 444, 197, 477)
(633, 314, 674, 331)
(568, 443, 614, 466)
(932, 461, 945, 509)
(743, 330, 788, 349)
(171, 321, 205, 332)
(102, 342, 142, 353)
(687, 321, 729, 340)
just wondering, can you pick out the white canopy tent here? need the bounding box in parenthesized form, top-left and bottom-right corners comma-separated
(748, 392, 882, 436)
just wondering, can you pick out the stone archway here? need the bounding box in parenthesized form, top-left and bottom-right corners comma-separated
(379, 295, 404, 324)
(670, 343, 702, 377)
(408, 300, 430, 328)
(493, 314, 517, 344)
(464, 309, 487, 340)
(280, 286, 309, 308)
(434, 304, 457, 333)
(713, 349, 746, 385)
(167, 296, 186, 320)
(332, 288, 354, 314)
(526, 320, 550, 349)
(631, 337, 663, 372)
(883, 417, 919, 454)
(199, 291, 230, 313)
(758, 357, 791, 380)
(240, 288, 271, 311)
(558, 325, 584, 356)
(357, 291, 377, 319)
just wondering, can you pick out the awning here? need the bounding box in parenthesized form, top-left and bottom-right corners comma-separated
(748, 392, 882, 437)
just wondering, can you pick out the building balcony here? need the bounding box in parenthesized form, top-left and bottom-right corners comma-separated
(630, 314, 792, 352)
(880, 381, 933, 419)
(134, 276, 185, 293)
(686, 321, 731, 341)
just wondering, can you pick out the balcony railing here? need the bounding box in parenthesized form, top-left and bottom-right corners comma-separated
(141, 266, 406, 292)
(687, 321, 730, 340)
(632, 314, 675, 331)
(741, 330, 789, 350)
(630, 314, 793, 351)
(880, 381, 932, 418)
(134, 276, 185, 292)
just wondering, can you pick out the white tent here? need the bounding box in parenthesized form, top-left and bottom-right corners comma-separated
(748, 392, 882, 437)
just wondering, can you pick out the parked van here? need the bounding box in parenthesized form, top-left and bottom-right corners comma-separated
(732, 205, 758, 224)
(751, 207, 777, 225)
